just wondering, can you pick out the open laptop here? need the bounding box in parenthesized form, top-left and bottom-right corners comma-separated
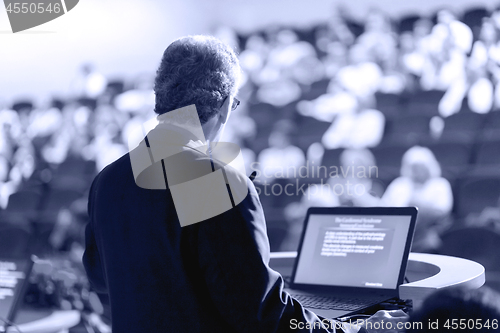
(0, 256, 34, 332)
(286, 207, 417, 319)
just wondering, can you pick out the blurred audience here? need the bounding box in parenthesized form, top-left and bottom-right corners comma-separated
(0, 6, 499, 329)
(2, 3, 500, 257)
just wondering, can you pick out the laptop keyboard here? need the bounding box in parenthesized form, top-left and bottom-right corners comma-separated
(291, 294, 381, 311)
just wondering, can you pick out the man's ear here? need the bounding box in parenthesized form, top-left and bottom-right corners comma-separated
(220, 96, 231, 124)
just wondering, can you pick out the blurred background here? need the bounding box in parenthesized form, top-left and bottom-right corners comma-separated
(2, 0, 500, 331)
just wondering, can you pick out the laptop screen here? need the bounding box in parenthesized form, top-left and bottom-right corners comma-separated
(293, 210, 414, 290)
(0, 257, 33, 330)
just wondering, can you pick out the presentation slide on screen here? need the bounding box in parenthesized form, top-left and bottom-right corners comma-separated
(294, 214, 411, 289)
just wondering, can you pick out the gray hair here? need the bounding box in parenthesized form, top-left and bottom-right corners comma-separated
(154, 35, 241, 124)
(400, 146, 441, 179)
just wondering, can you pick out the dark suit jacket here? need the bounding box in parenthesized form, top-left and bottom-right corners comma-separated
(83, 143, 337, 332)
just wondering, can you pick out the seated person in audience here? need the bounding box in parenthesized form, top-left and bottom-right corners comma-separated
(336, 43, 383, 107)
(0, 106, 22, 161)
(354, 146, 453, 253)
(433, 9, 473, 117)
(255, 30, 310, 107)
(467, 18, 500, 114)
(315, 6, 355, 55)
(239, 34, 269, 86)
(429, 9, 472, 90)
(322, 42, 349, 79)
(331, 148, 383, 207)
(407, 286, 500, 333)
(114, 73, 155, 114)
(291, 55, 326, 87)
(356, 9, 398, 75)
(9, 140, 36, 186)
(297, 81, 385, 150)
(283, 148, 381, 251)
(321, 103, 385, 150)
(256, 119, 305, 182)
(384, 146, 453, 253)
(90, 104, 128, 172)
(0, 155, 16, 210)
(296, 82, 359, 123)
(221, 107, 257, 176)
(316, 56, 385, 149)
